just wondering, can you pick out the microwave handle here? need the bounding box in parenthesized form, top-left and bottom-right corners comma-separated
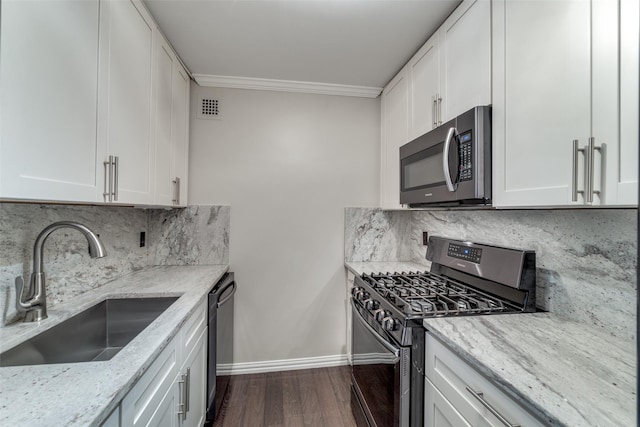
(443, 127, 457, 192)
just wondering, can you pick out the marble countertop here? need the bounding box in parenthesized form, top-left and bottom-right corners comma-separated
(423, 313, 636, 427)
(0, 264, 228, 427)
(345, 261, 635, 426)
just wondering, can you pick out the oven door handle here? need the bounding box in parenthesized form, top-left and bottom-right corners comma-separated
(351, 299, 400, 356)
(443, 126, 458, 192)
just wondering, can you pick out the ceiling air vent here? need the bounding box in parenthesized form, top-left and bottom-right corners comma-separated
(197, 97, 223, 120)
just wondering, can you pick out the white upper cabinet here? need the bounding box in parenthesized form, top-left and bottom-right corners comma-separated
(154, 34, 177, 206)
(408, 0, 491, 138)
(408, 33, 440, 140)
(380, 68, 409, 209)
(0, 0, 190, 207)
(154, 33, 190, 207)
(97, 0, 156, 205)
(0, 0, 101, 202)
(610, 0, 638, 205)
(439, 0, 491, 122)
(492, 0, 638, 207)
(380, 0, 490, 208)
(171, 64, 191, 207)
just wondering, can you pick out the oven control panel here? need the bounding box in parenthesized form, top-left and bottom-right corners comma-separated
(447, 243, 482, 264)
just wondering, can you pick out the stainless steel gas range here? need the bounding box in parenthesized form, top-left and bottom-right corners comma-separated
(350, 236, 536, 427)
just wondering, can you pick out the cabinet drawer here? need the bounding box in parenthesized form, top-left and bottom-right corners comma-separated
(425, 333, 545, 427)
(180, 299, 206, 363)
(121, 335, 178, 427)
(425, 377, 470, 427)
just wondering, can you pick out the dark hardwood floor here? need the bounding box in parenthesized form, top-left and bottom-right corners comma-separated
(213, 366, 359, 427)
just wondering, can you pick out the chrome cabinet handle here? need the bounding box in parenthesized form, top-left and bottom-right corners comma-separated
(586, 137, 603, 203)
(172, 177, 181, 205)
(442, 127, 457, 192)
(466, 386, 521, 427)
(103, 156, 117, 202)
(185, 367, 191, 413)
(112, 156, 119, 202)
(432, 96, 438, 128)
(572, 139, 585, 202)
(177, 374, 186, 420)
(103, 157, 111, 202)
(437, 94, 443, 125)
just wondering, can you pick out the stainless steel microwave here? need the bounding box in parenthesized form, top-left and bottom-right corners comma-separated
(399, 106, 491, 207)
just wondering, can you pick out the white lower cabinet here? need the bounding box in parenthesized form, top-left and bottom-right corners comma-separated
(424, 379, 470, 427)
(101, 405, 121, 427)
(424, 332, 545, 427)
(148, 380, 181, 427)
(180, 329, 207, 427)
(121, 301, 207, 427)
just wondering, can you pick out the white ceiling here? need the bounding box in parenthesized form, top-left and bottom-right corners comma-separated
(144, 0, 461, 90)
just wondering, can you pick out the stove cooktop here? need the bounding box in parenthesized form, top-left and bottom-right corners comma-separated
(360, 271, 522, 318)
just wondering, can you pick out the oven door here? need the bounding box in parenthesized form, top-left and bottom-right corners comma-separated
(399, 118, 460, 206)
(351, 299, 410, 427)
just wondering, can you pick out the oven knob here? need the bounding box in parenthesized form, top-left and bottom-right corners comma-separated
(351, 286, 363, 298)
(376, 309, 390, 323)
(382, 317, 399, 332)
(364, 299, 379, 310)
(358, 291, 370, 301)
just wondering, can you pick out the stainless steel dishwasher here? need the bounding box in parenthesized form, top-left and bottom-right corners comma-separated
(205, 272, 236, 425)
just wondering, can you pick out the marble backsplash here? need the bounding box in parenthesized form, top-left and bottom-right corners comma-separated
(149, 205, 230, 266)
(345, 207, 638, 341)
(0, 203, 229, 326)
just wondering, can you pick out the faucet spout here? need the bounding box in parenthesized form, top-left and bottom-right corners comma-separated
(17, 221, 107, 322)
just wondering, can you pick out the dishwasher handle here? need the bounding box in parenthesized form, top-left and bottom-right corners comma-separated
(217, 281, 236, 308)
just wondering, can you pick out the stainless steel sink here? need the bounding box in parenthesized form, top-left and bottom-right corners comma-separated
(0, 297, 179, 367)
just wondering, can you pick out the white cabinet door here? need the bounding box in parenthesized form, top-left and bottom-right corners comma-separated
(148, 381, 180, 427)
(181, 329, 207, 427)
(439, 0, 491, 122)
(101, 405, 121, 427)
(492, 0, 592, 207)
(171, 64, 190, 207)
(609, 0, 638, 205)
(153, 33, 190, 207)
(97, 0, 156, 205)
(425, 379, 471, 427)
(425, 333, 545, 427)
(408, 33, 440, 139)
(153, 33, 175, 207)
(380, 68, 409, 209)
(0, 0, 101, 202)
(121, 337, 180, 427)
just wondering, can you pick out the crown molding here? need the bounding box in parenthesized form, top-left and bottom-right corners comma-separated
(193, 74, 382, 98)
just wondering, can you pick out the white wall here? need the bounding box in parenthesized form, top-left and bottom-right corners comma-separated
(189, 85, 380, 365)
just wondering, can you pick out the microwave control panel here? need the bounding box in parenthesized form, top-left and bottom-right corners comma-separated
(458, 131, 473, 181)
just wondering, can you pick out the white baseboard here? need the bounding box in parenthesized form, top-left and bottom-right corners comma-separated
(217, 354, 349, 375)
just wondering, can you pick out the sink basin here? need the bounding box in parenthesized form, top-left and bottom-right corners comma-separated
(0, 297, 179, 367)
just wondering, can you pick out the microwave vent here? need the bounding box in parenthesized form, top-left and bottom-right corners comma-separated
(197, 97, 223, 120)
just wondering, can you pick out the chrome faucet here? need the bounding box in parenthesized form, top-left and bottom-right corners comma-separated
(15, 221, 107, 322)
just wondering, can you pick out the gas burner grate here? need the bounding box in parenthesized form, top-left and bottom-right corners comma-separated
(361, 271, 521, 317)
